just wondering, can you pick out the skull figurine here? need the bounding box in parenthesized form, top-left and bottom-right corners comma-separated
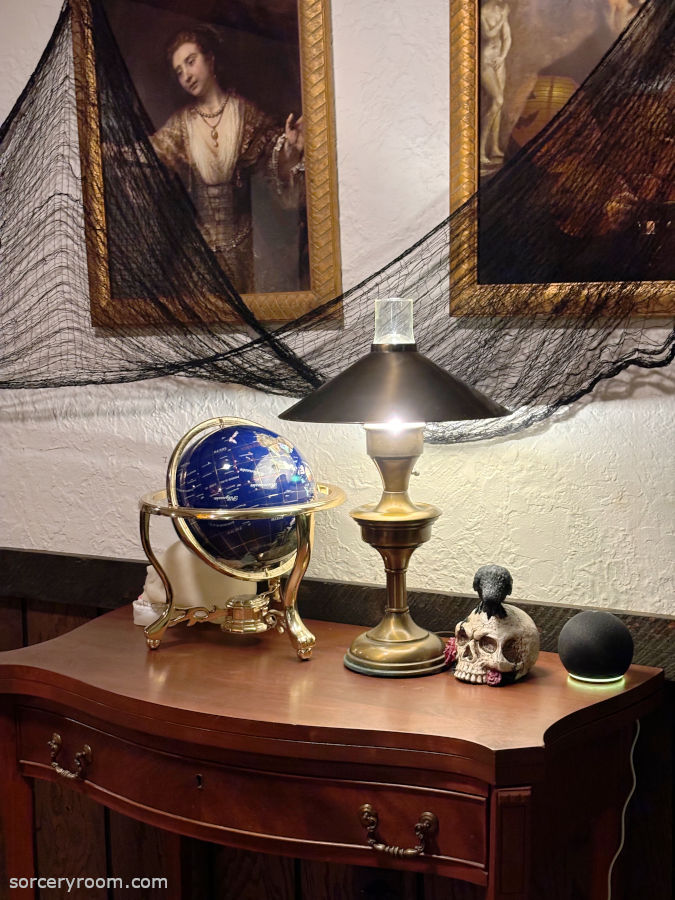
(453, 565, 540, 686)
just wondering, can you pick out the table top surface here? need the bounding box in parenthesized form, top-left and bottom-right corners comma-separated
(0, 607, 662, 764)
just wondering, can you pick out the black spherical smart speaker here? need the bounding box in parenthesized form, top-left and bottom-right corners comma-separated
(558, 610, 634, 683)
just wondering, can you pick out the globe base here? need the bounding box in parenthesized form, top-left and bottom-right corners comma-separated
(219, 594, 271, 634)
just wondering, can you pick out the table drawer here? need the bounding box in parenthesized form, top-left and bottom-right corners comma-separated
(18, 707, 487, 871)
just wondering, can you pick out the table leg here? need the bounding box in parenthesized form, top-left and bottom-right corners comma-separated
(530, 720, 638, 900)
(487, 787, 532, 900)
(0, 700, 36, 899)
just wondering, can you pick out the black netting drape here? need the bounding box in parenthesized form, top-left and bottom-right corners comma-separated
(0, 0, 673, 442)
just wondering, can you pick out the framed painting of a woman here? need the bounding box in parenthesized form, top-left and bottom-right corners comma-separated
(71, 0, 341, 326)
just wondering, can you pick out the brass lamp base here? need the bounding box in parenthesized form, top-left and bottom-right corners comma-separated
(344, 610, 447, 677)
(345, 505, 448, 677)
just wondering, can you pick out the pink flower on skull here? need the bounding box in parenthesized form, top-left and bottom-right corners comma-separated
(444, 637, 457, 665)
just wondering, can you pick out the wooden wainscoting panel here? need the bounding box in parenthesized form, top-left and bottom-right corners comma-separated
(300, 860, 417, 900)
(107, 811, 184, 900)
(212, 846, 296, 900)
(32, 782, 108, 899)
(25, 600, 98, 646)
(0, 597, 23, 651)
(0, 548, 146, 611)
(178, 836, 213, 900)
(426, 878, 486, 899)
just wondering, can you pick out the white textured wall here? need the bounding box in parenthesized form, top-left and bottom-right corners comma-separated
(1, 0, 673, 616)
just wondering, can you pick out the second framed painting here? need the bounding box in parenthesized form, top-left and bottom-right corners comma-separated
(450, 0, 673, 314)
(72, 0, 341, 326)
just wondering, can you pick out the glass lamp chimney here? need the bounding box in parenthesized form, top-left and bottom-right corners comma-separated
(373, 298, 415, 346)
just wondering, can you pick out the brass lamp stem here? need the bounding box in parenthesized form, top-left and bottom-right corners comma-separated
(383, 545, 413, 611)
(345, 425, 447, 676)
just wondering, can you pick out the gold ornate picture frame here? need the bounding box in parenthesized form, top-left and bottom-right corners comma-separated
(71, 0, 341, 326)
(450, 0, 673, 315)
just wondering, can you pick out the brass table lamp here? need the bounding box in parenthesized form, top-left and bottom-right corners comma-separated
(280, 298, 509, 676)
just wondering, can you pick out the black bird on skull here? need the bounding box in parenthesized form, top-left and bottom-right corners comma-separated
(472, 564, 512, 620)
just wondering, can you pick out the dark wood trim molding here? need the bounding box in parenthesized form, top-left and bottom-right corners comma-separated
(1, 547, 674, 678)
(0, 547, 147, 610)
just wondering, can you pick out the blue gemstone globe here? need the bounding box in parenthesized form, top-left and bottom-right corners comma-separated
(174, 423, 315, 572)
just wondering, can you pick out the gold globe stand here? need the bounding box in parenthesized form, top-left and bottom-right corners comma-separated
(140, 416, 344, 661)
(139, 483, 344, 659)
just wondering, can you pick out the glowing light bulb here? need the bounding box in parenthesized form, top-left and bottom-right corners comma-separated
(365, 417, 424, 433)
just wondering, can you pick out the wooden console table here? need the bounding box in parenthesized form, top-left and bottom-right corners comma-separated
(0, 608, 664, 899)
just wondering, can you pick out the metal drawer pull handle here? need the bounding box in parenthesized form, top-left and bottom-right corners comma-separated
(358, 803, 438, 858)
(47, 733, 92, 781)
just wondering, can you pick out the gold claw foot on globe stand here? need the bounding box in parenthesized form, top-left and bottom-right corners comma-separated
(286, 607, 315, 660)
(144, 605, 174, 649)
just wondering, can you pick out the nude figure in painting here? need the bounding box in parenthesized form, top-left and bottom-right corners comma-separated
(479, 0, 511, 167)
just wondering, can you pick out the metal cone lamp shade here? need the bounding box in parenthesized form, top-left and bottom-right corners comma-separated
(280, 298, 509, 677)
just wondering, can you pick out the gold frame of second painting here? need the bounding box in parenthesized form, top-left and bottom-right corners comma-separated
(449, 0, 673, 317)
(71, 0, 342, 327)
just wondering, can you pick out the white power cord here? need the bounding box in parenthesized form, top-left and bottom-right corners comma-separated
(607, 718, 640, 900)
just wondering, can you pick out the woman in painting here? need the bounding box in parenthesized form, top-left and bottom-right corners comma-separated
(150, 25, 305, 294)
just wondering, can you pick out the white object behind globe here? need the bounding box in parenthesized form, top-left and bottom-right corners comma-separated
(133, 540, 257, 626)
